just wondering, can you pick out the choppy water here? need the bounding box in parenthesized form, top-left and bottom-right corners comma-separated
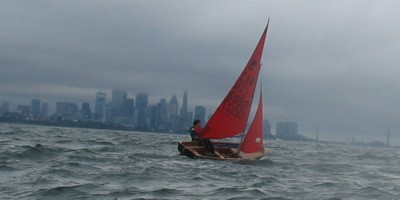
(1, 123, 400, 200)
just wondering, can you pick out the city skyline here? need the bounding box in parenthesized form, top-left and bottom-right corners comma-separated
(1, 89, 275, 136)
(0, 90, 394, 146)
(1, 78, 397, 145)
(0, 89, 209, 119)
(1, 1, 400, 145)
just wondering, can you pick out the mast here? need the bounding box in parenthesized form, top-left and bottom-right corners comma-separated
(387, 126, 390, 146)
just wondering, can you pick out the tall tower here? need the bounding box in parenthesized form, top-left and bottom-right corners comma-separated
(111, 89, 127, 111)
(135, 93, 148, 129)
(158, 98, 168, 129)
(40, 103, 48, 119)
(263, 119, 272, 138)
(1, 102, 9, 115)
(387, 126, 390, 146)
(94, 92, 106, 120)
(111, 89, 125, 105)
(81, 102, 91, 119)
(168, 95, 179, 132)
(168, 95, 179, 118)
(276, 122, 298, 139)
(177, 90, 189, 131)
(135, 93, 148, 110)
(194, 105, 206, 124)
(179, 90, 188, 118)
(31, 99, 41, 119)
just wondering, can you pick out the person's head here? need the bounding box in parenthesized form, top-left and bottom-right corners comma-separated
(193, 119, 201, 126)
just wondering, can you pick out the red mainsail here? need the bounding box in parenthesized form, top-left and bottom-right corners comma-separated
(239, 89, 264, 153)
(201, 21, 269, 139)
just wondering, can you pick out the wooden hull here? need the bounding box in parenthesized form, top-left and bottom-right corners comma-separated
(177, 141, 268, 160)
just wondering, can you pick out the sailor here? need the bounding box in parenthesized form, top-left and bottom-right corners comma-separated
(189, 119, 216, 155)
(189, 119, 201, 142)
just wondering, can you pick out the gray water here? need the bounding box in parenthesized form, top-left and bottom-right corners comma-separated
(1, 123, 399, 200)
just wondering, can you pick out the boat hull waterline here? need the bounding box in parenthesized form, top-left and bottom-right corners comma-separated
(178, 141, 268, 160)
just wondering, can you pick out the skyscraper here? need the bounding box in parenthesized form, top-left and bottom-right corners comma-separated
(40, 103, 48, 119)
(147, 105, 156, 129)
(81, 102, 91, 119)
(263, 119, 273, 138)
(135, 93, 148, 129)
(56, 102, 78, 119)
(179, 90, 188, 118)
(276, 122, 298, 138)
(176, 90, 189, 132)
(122, 98, 134, 117)
(135, 93, 148, 111)
(167, 95, 178, 119)
(111, 89, 126, 107)
(111, 89, 127, 116)
(168, 95, 179, 132)
(94, 92, 106, 120)
(117, 98, 134, 125)
(17, 105, 31, 117)
(194, 105, 206, 124)
(2, 102, 9, 115)
(157, 98, 168, 130)
(31, 99, 41, 119)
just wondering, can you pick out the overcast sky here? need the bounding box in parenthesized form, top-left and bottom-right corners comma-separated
(1, 1, 400, 144)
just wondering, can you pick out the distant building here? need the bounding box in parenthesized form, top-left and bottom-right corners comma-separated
(122, 98, 134, 117)
(117, 98, 134, 125)
(276, 122, 298, 138)
(148, 105, 158, 130)
(111, 88, 126, 112)
(167, 95, 179, 118)
(135, 93, 148, 129)
(17, 105, 31, 117)
(186, 111, 193, 128)
(94, 92, 106, 120)
(167, 95, 179, 131)
(176, 91, 189, 133)
(40, 103, 49, 119)
(179, 91, 188, 118)
(157, 98, 169, 130)
(275, 121, 310, 141)
(31, 99, 41, 119)
(135, 93, 148, 110)
(56, 102, 78, 119)
(81, 102, 92, 119)
(263, 119, 273, 138)
(2, 102, 10, 115)
(103, 104, 114, 123)
(194, 105, 206, 124)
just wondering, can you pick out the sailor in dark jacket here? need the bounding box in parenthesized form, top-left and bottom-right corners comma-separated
(189, 119, 215, 155)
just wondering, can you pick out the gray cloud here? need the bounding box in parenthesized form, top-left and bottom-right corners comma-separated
(1, 1, 400, 144)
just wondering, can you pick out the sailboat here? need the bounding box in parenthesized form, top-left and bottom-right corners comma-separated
(178, 20, 270, 160)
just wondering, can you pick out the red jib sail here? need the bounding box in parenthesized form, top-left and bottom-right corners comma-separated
(239, 89, 264, 153)
(201, 21, 269, 139)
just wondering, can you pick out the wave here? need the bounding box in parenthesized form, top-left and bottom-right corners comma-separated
(235, 158, 275, 166)
(2, 124, 400, 200)
(0, 164, 16, 171)
(33, 184, 97, 199)
(0, 144, 67, 161)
